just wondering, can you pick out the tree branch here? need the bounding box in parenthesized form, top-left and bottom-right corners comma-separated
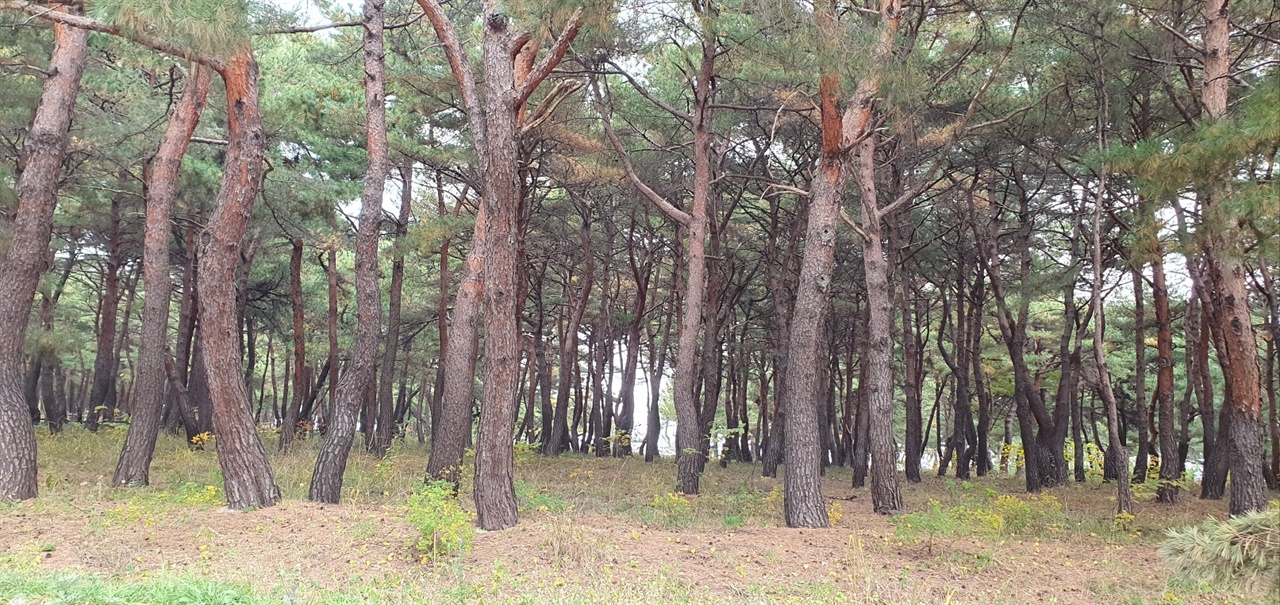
(516, 8, 584, 109)
(591, 77, 692, 227)
(602, 60, 693, 124)
(3, 0, 222, 69)
(412, 0, 485, 150)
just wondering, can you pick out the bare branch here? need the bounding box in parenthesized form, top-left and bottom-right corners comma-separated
(603, 60, 693, 124)
(264, 13, 423, 35)
(591, 77, 692, 227)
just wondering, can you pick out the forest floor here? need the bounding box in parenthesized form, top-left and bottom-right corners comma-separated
(0, 427, 1269, 604)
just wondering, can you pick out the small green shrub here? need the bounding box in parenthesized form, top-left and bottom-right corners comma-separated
(891, 499, 962, 554)
(1159, 507, 1280, 596)
(406, 481, 475, 561)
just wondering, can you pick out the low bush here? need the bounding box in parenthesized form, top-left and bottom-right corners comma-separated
(406, 481, 475, 561)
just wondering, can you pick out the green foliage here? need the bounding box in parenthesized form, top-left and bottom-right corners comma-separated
(0, 569, 266, 605)
(406, 481, 475, 561)
(892, 492, 1066, 551)
(1159, 506, 1280, 596)
(515, 479, 569, 513)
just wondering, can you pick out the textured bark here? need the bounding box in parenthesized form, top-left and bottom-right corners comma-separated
(417, 0, 582, 529)
(310, 0, 387, 503)
(780, 61, 842, 527)
(369, 165, 412, 457)
(199, 50, 280, 510)
(0, 12, 87, 501)
(426, 206, 483, 485)
(113, 64, 211, 486)
(1199, 0, 1266, 515)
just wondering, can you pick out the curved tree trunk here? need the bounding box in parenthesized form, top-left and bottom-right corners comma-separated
(310, 0, 388, 503)
(0, 10, 88, 501)
(200, 50, 280, 510)
(113, 63, 211, 486)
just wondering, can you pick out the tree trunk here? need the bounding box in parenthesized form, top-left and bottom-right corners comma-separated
(779, 55, 844, 526)
(113, 63, 211, 486)
(370, 164, 412, 457)
(198, 50, 280, 510)
(310, 0, 388, 503)
(1152, 254, 1181, 503)
(0, 11, 87, 501)
(1131, 267, 1150, 483)
(545, 212, 594, 456)
(1199, 0, 1267, 515)
(1092, 175, 1131, 515)
(279, 238, 305, 451)
(86, 173, 127, 431)
(426, 205, 483, 485)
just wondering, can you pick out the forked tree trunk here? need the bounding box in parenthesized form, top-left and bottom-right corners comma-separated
(113, 64, 211, 486)
(199, 50, 280, 510)
(0, 11, 88, 500)
(310, 0, 388, 504)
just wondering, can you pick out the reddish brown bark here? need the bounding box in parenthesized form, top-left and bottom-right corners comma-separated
(198, 50, 280, 509)
(0, 10, 88, 501)
(1199, 0, 1266, 515)
(114, 63, 211, 486)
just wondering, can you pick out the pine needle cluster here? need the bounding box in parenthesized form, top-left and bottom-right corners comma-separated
(1158, 507, 1280, 596)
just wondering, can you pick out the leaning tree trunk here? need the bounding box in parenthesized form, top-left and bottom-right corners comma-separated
(113, 63, 210, 486)
(0, 11, 87, 501)
(309, 0, 388, 504)
(199, 50, 280, 510)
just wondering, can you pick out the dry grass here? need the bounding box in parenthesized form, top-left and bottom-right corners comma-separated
(0, 427, 1268, 604)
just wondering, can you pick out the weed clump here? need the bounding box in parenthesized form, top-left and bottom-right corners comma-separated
(406, 481, 475, 561)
